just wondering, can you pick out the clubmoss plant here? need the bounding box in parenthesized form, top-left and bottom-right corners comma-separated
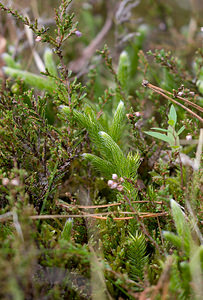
(62, 100, 140, 179)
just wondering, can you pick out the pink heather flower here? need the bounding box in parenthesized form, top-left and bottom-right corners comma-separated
(135, 111, 141, 117)
(75, 30, 82, 37)
(119, 177, 124, 183)
(10, 178, 19, 186)
(2, 178, 9, 185)
(186, 134, 192, 141)
(117, 185, 124, 192)
(111, 182, 118, 189)
(108, 180, 114, 187)
(35, 36, 42, 42)
(112, 174, 118, 180)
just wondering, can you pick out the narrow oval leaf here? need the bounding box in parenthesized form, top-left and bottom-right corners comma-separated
(168, 105, 177, 126)
(177, 126, 185, 136)
(151, 127, 168, 132)
(144, 131, 172, 143)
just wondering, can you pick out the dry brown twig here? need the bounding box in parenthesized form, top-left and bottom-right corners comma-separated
(142, 80, 203, 123)
(69, 2, 119, 73)
(56, 200, 163, 209)
(0, 211, 168, 222)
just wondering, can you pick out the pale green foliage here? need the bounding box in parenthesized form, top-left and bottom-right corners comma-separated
(126, 152, 140, 179)
(170, 199, 193, 256)
(190, 245, 203, 299)
(168, 248, 203, 300)
(163, 199, 203, 299)
(61, 100, 125, 144)
(163, 199, 194, 256)
(2, 53, 21, 69)
(163, 231, 182, 248)
(168, 104, 177, 125)
(109, 101, 125, 143)
(3, 48, 57, 93)
(43, 48, 58, 77)
(126, 231, 148, 281)
(196, 65, 203, 94)
(75, 106, 103, 140)
(197, 80, 203, 94)
(63, 101, 139, 178)
(99, 131, 126, 168)
(3, 67, 57, 92)
(117, 51, 130, 93)
(60, 218, 73, 242)
(145, 105, 185, 149)
(83, 131, 139, 178)
(82, 153, 115, 177)
(169, 255, 191, 300)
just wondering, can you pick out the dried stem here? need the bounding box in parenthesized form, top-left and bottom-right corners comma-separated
(142, 80, 203, 123)
(56, 200, 163, 209)
(148, 83, 203, 113)
(69, 3, 118, 73)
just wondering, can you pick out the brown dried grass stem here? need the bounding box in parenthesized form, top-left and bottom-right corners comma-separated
(56, 200, 163, 210)
(144, 81, 203, 123)
(0, 211, 168, 222)
(148, 83, 203, 113)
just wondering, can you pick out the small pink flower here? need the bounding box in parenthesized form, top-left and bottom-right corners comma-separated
(35, 36, 42, 42)
(108, 180, 114, 187)
(135, 111, 141, 117)
(2, 178, 9, 185)
(10, 178, 19, 186)
(186, 134, 192, 141)
(120, 177, 124, 183)
(117, 185, 123, 192)
(111, 182, 118, 189)
(75, 30, 82, 37)
(112, 174, 118, 180)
